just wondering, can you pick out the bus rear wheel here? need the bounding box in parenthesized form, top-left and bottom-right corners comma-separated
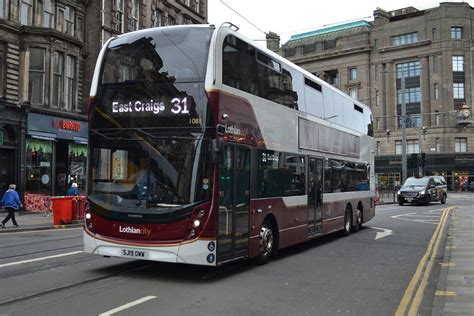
(342, 205, 352, 236)
(255, 220, 275, 265)
(353, 206, 363, 232)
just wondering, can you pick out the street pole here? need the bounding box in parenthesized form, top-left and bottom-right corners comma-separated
(401, 72, 407, 183)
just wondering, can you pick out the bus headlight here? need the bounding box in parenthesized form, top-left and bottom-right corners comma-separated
(193, 219, 201, 227)
(85, 213, 91, 220)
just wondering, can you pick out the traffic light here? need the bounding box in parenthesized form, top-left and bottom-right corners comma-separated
(32, 151, 38, 165)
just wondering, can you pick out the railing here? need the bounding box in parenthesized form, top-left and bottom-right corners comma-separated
(375, 187, 398, 204)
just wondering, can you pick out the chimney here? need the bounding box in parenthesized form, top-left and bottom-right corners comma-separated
(266, 31, 280, 52)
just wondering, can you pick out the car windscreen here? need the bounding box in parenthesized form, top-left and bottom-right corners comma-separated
(403, 177, 429, 186)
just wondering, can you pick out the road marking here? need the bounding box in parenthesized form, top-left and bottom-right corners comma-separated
(0, 227, 83, 235)
(0, 251, 83, 268)
(395, 206, 455, 316)
(99, 296, 157, 316)
(440, 262, 456, 267)
(370, 227, 394, 240)
(435, 291, 457, 296)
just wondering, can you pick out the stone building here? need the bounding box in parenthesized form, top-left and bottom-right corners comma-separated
(280, 2, 474, 191)
(0, 0, 207, 211)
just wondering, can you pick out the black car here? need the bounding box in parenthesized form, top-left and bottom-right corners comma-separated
(397, 176, 447, 206)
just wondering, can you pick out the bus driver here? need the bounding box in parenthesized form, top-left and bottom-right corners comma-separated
(129, 157, 158, 200)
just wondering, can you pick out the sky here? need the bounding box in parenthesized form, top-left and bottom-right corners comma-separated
(208, 0, 470, 46)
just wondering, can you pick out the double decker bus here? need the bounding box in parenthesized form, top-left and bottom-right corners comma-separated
(84, 23, 375, 266)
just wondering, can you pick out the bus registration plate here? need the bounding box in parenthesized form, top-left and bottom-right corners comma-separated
(121, 248, 147, 259)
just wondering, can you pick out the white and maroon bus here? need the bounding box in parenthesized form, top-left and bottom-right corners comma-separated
(84, 23, 375, 266)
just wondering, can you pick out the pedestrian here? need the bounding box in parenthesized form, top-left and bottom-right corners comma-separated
(67, 182, 79, 196)
(1, 184, 22, 228)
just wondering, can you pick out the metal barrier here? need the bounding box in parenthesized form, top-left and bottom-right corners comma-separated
(376, 187, 398, 204)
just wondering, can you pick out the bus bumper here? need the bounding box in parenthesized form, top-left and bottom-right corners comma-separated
(83, 232, 216, 266)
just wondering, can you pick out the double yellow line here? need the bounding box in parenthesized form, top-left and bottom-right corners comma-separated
(395, 206, 456, 316)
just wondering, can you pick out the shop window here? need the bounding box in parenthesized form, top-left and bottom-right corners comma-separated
(26, 138, 53, 194)
(68, 143, 87, 192)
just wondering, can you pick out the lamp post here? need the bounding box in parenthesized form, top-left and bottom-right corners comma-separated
(401, 71, 407, 183)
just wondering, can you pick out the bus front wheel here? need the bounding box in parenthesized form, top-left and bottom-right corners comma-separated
(255, 220, 275, 265)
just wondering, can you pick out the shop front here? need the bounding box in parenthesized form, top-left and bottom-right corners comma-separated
(25, 112, 87, 212)
(0, 100, 26, 196)
(375, 153, 474, 192)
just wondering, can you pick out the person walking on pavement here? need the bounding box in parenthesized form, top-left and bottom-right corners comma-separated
(67, 182, 79, 196)
(1, 184, 22, 228)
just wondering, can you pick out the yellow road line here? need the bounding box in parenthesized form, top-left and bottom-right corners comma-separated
(395, 206, 455, 316)
(435, 291, 457, 297)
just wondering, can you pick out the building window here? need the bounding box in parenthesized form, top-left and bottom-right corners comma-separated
(76, 16, 84, 41)
(455, 138, 467, 152)
(349, 67, 357, 80)
(453, 83, 465, 99)
(376, 91, 380, 107)
(396, 61, 420, 78)
(398, 114, 422, 129)
(395, 140, 420, 154)
(324, 39, 336, 50)
(435, 113, 441, 125)
(0, 43, 5, 96)
(0, 0, 6, 18)
(115, 0, 124, 32)
(130, 0, 139, 31)
(349, 87, 358, 100)
(434, 83, 439, 100)
(432, 27, 437, 40)
(451, 27, 463, 39)
(324, 70, 338, 85)
(20, 0, 33, 25)
(433, 56, 438, 73)
(64, 6, 74, 36)
(376, 141, 380, 155)
(28, 48, 46, 104)
(64, 55, 75, 110)
(374, 65, 379, 81)
(436, 138, 440, 152)
(374, 39, 378, 48)
(452, 56, 464, 72)
(52, 51, 63, 108)
(397, 87, 421, 104)
(391, 32, 417, 46)
(153, 8, 161, 27)
(42, 0, 54, 28)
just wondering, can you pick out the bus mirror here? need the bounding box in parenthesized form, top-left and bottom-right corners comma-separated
(212, 139, 223, 164)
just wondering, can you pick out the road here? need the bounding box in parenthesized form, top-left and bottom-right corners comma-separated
(0, 198, 467, 315)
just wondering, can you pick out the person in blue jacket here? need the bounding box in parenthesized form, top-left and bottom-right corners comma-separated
(67, 182, 79, 196)
(1, 184, 22, 228)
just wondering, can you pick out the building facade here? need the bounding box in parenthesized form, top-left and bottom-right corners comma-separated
(280, 2, 474, 191)
(0, 0, 207, 211)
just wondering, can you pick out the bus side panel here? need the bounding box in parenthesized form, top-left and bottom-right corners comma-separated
(321, 199, 346, 235)
(248, 197, 308, 258)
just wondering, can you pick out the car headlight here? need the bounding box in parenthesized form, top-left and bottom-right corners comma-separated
(419, 190, 426, 195)
(397, 190, 401, 195)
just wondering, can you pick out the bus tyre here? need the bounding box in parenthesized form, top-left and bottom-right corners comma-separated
(255, 220, 275, 265)
(343, 205, 352, 236)
(353, 207, 363, 232)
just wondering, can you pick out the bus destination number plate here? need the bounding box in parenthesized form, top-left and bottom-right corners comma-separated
(121, 249, 147, 258)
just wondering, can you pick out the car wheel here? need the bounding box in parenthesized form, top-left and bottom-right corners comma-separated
(398, 200, 404, 206)
(441, 194, 447, 204)
(424, 195, 430, 206)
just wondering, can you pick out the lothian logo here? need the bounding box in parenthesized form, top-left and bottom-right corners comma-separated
(119, 226, 151, 236)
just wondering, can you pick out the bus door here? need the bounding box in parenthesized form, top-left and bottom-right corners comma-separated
(217, 145, 250, 263)
(308, 157, 323, 236)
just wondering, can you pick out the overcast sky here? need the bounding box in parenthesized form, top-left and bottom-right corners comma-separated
(208, 0, 468, 46)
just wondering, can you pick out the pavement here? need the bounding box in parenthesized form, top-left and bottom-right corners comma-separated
(0, 193, 472, 314)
